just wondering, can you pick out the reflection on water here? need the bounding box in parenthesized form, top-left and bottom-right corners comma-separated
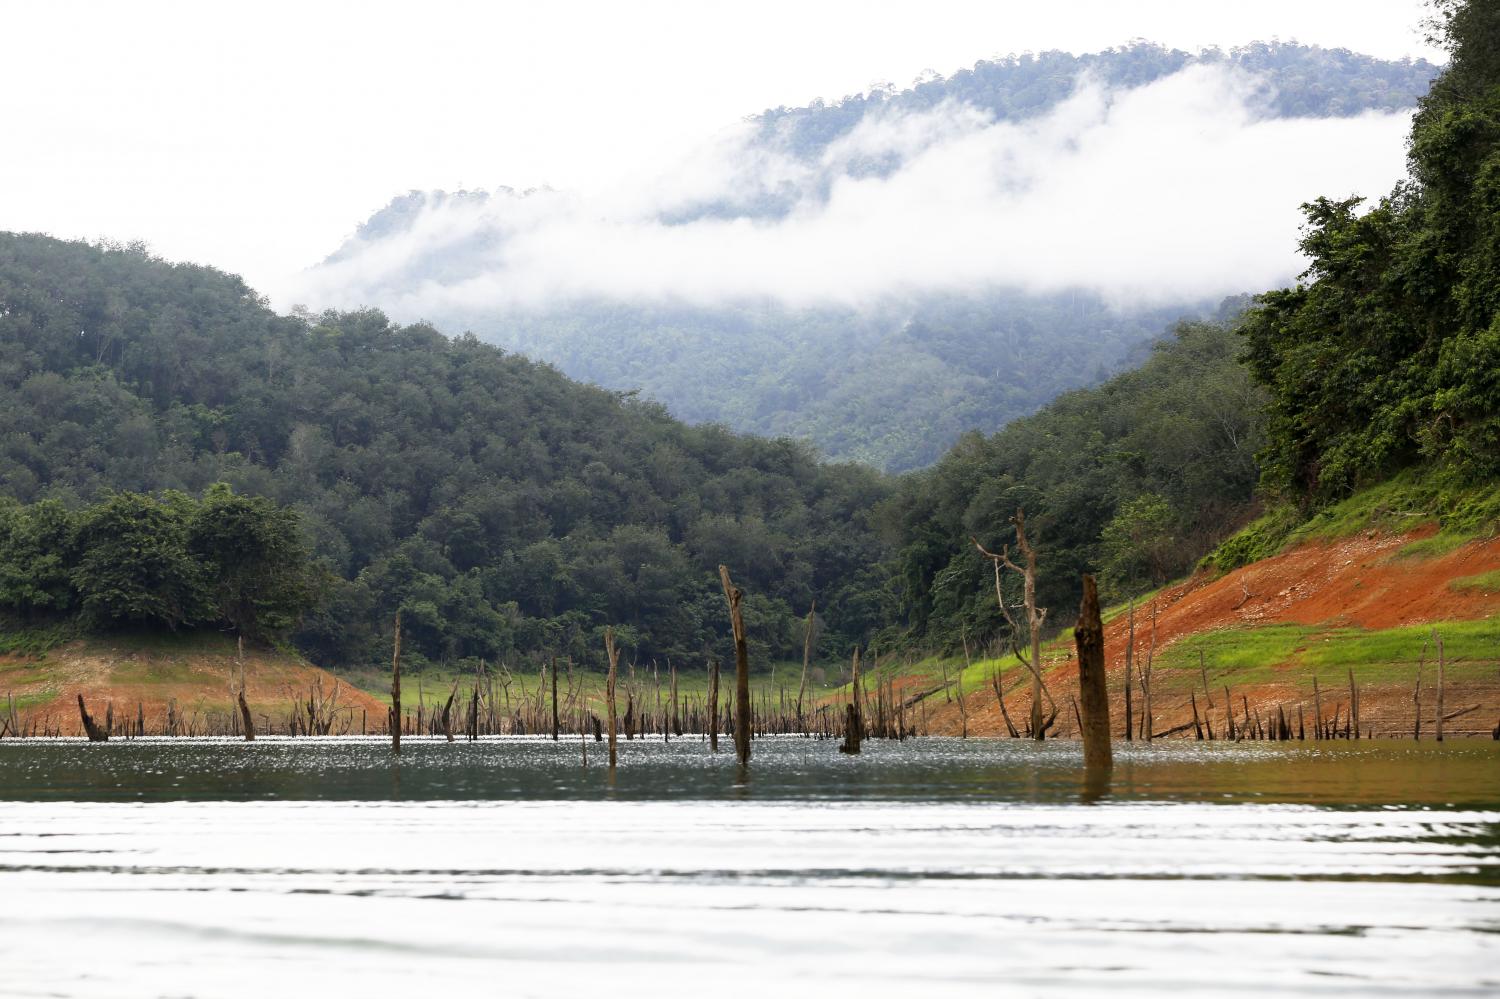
(2, 736, 1497, 806)
(0, 739, 1496, 996)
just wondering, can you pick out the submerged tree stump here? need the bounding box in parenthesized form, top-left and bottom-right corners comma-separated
(76, 695, 108, 742)
(390, 611, 403, 755)
(707, 658, 720, 753)
(719, 565, 752, 766)
(839, 647, 863, 754)
(1072, 575, 1111, 772)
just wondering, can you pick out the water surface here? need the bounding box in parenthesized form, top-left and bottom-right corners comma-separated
(1, 738, 1496, 996)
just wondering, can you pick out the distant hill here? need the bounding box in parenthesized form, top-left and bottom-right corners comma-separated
(299, 42, 1440, 471)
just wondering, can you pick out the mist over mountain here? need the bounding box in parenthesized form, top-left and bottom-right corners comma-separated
(291, 42, 1437, 471)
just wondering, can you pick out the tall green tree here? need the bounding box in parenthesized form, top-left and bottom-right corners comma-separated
(70, 492, 210, 630)
(187, 483, 318, 640)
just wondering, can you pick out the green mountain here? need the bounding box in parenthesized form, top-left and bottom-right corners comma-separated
(307, 42, 1438, 472)
(0, 233, 891, 670)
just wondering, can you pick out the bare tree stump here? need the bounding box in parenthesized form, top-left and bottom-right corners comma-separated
(1072, 575, 1111, 772)
(390, 611, 402, 755)
(719, 565, 752, 766)
(77, 695, 108, 742)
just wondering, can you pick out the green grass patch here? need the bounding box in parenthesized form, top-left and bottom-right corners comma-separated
(1300, 618, 1500, 682)
(1201, 469, 1500, 575)
(1290, 468, 1500, 549)
(1134, 617, 1499, 693)
(1450, 569, 1500, 593)
(0, 690, 57, 713)
(1148, 625, 1319, 690)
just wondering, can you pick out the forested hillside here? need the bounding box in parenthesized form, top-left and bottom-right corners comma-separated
(0, 234, 891, 670)
(885, 0, 1500, 654)
(1241, 2, 1500, 504)
(304, 42, 1438, 471)
(878, 308, 1266, 650)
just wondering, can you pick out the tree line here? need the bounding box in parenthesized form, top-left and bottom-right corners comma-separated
(0, 485, 315, 641)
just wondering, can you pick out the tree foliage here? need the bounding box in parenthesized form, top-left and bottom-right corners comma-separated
(0, 487, 315, 638)
(1241, 2, 1500, 502)
(878, 315, 1266, 651)
(0, 235, 891, 668)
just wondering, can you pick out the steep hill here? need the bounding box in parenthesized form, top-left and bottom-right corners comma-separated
(901, 486, 1500, 739)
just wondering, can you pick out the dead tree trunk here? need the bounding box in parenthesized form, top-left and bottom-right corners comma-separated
(1123, 601, 1135, 741)
(840, 647, 862, 754)
(1140, 601, 1157, 741)
(670, 661, 681, 737)
(1348, 667, 1360, 741)
(971, 507, 1051, 741)
(708, 658, 720, 753)
(957, 629, 972, 738)
(991, 667, 1019, 738)
(1414, 640, 1426, 741)
(77, 695, 108, 742)
(441, 681, 458, 742)
(1434, 629, 1446, 743)
(549, 658, 559, 740)
(390, 611, 402, 755)
(1073, 575, 1112, 771)
(237, 688, 255, 742)
(719, 565, 752, 766)
(796, 601, 815, 733)
(605, 627, 620, 769)
(234, 635, 255, 741)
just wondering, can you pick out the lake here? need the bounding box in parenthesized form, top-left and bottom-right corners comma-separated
(1, 737, 1496, 996)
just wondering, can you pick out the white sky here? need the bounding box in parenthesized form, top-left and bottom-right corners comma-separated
(0, 0, 1442, 293)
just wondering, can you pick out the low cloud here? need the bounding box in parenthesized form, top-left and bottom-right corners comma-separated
(284, 64, 1412, 317)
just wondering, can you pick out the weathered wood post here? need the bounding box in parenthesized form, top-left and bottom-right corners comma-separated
(390, 611, 402, 755)
(1073, 575, 1112, 772)
(719, 565, 752, 766)
(707, 658, 720, 753)
(605, 627, 620, 769)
